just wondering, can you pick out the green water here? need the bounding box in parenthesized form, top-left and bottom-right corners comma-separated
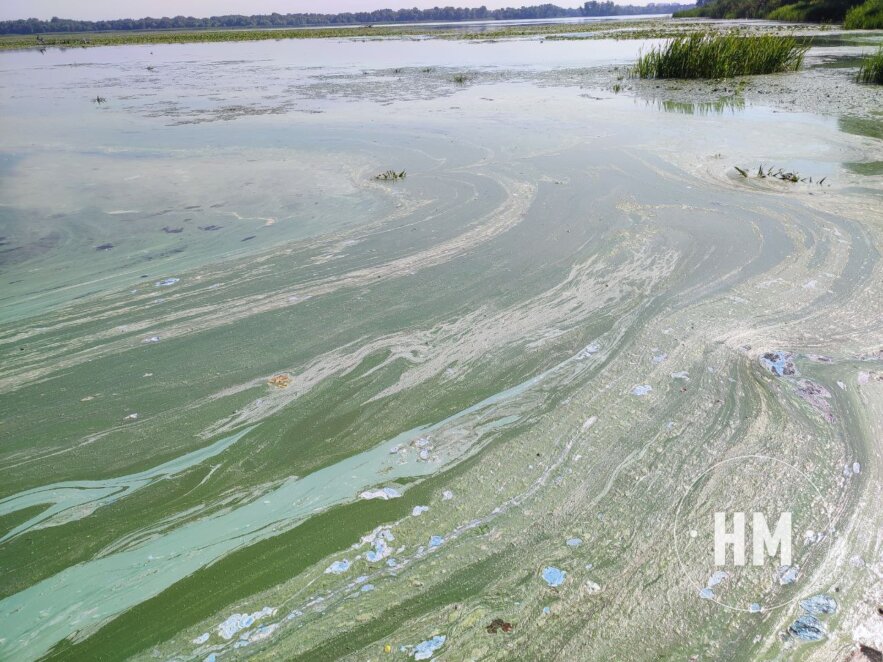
(1, 30, 882, 662)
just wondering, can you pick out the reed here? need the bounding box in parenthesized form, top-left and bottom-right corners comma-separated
(857, 46, 883, 84)
(633, 33, 808, 79)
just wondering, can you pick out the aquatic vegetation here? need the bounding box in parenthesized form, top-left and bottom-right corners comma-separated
(844, 0, 883, 28)
(452, 73, 469, 84)
(375, 169, 407, 181)
(633, 33, 807, 79)
(734, 164, 826, 184)
(857, 46, 883, 84)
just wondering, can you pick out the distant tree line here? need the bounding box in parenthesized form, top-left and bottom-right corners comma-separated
(0, 3, 694, 35)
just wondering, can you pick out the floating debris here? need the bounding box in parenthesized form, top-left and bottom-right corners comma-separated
(566, 537, 582, 548)
(268, 374, 292, 389)
(359, 487, 402, 500)
(198, 224, 223, 231)
(652, 352, 668, 364)
(749, 603, 762, 613)
(95, 243, 114, 251)
(699, 587, 715, 600)
(192, 633, 209, 644)
(360, 583, 375, 592)
(442, 490, 454, 501)
(375, 170, 406, 182)
(486, 618, 514, 634)
(412, 505, 429, 516)
(707, 570, 729, 587)
(584, 580, 601, 593)
(853, 462, 861, 474)
(155, 277, 180, 287)
(778, 565, 800, 585)
(428, 535, 444, 549)
(365, 530, 394, 563)
(217, 607, 277, 640)
(325, 559, 350, 575)
(795, 379, 834, 422)
(761, 351, 796, 377)
(542, 567, 566, 587)
(162, 226, 183, 234)
(413, 635, 446, 660)
(631, 384, 652, 396)
(123, 413, 139, 422)
(788, 614, 826, 641)
(671, 371, 690, 380)
(799, 594, 837, 615)
(576, 342, 600, 359)
(142, 336, 161, 344)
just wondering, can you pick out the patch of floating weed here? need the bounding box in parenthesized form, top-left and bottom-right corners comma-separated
(452, 73, 469, 84)
(734, 164, 827, 184)
(375, 170, 407, 181)
(633, 33, 808, 79)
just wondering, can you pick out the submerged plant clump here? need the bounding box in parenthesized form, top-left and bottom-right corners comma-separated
(375, 169, 406, 181)
(734, 164, 826, 184)
(857, 46, 883, 85)
(633, 33, 808, 79)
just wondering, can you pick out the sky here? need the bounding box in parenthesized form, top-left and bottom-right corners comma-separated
(0, 0, 628, 22)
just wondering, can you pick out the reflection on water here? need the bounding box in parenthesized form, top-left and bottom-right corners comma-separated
(659, 95, 746, 115)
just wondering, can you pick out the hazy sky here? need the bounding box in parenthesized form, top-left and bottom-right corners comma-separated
(0, 0, 620, 22)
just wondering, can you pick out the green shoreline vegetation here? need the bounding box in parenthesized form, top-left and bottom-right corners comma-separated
(857, 44, 883, 81)
(676, 0, 883, 28)
(0, 20, 695, 51)
(633, 33, 808, 78)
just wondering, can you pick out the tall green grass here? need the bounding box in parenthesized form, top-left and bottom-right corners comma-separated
(844, 0, 883, 28)
(857, 46, 883, 84)
(633, 33, 809, 79)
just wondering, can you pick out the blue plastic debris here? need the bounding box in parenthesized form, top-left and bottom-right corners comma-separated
(566, 538, 582, 548)
(631, 384, 652, 396)
(193, 632, 210, 645)
(429, 535, 444, 549)
(412, 506, 430, 516)
(325, 559, 350, 575)
(799, 594, 837, 615)
(788, 615, 826, 641)
(749, 603, 762, 613)
(699, 588, 715, 600)
(155, 277, 180, 287)
(361, 583, 375, 592)
(413, 634, 446, 660)
(707, 570, 728, 587)
(542, 567, 566, 587)
(777, 565, 799, 585)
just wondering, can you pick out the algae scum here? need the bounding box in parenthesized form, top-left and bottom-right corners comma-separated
(1, 21, 883, 662)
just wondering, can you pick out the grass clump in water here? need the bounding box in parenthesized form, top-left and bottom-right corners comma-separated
(375, 170, 406, 181)
(857, 46, 883, 84)
(633, 33, 808, 79)
(844, 0, 883, 29)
